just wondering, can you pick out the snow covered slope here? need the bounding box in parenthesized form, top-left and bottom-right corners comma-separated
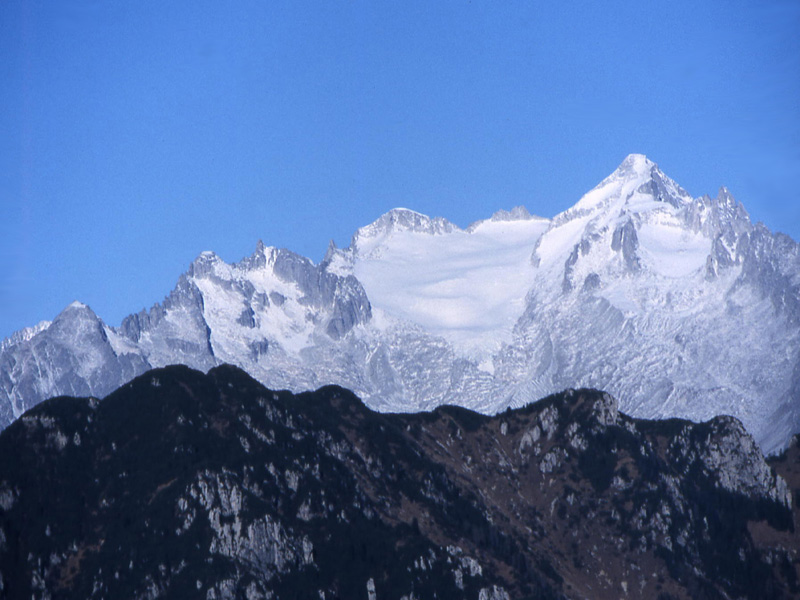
(2, 154, 798, 453)
(513, 155, 800, 453)
(328, 206, 550, 362)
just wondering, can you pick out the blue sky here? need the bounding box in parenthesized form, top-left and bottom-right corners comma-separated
(2, 0, 798, 340)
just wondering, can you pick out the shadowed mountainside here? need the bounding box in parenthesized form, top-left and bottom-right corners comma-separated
(0, 365, 797, 599)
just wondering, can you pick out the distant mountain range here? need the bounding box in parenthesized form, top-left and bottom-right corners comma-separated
(1, 364, 796, 598)
(2, 154, 798, 453)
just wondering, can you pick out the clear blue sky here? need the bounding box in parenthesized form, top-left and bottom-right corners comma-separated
(2, 0, 798, 340)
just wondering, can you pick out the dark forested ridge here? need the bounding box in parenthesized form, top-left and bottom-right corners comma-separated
(0, 364, 797, 599)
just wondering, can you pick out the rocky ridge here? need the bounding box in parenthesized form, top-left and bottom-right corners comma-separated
(0, 365, 797, 599)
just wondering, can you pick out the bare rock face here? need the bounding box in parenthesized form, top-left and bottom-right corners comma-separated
(0, 366, 796, 599)
(668, 416, 792, 507)
(0, 303, 151, 426)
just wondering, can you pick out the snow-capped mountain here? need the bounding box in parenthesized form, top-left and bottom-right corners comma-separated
(2, 154, 798, 453)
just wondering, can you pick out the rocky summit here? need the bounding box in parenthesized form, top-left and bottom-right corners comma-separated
(2, 154, 799, 454)
(0, 365, 797, 599)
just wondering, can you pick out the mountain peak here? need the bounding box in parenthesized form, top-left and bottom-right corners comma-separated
(351, 208, 459, 250)
(489, 205, 534, 222)
(49, 300, 105, 339)
(387, 206, 425, 217)
(0, 320, 51, 351)
(376, 207, 457, 232)
(67, 300, 89, 311)
(188, 250, 224, 278)
(57, 301, 99, 321)
(606, 153, 671, 189)
(1, 154, 797, 462)
(561, 154, 692, 222)
(616, 153, 655, 176)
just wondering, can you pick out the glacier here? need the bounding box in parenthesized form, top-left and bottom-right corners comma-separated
(2, 154, 798, 453)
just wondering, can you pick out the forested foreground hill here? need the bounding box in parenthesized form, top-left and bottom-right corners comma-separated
(0, 364, 798, 599)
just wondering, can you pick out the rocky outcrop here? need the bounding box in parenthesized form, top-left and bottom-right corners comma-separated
(610, 217, 641, 273)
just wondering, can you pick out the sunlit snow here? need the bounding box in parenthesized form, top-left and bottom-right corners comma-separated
(353, 216, 550, 360)
(3, 154, 798, 455)
(637, 222, 710, 278)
